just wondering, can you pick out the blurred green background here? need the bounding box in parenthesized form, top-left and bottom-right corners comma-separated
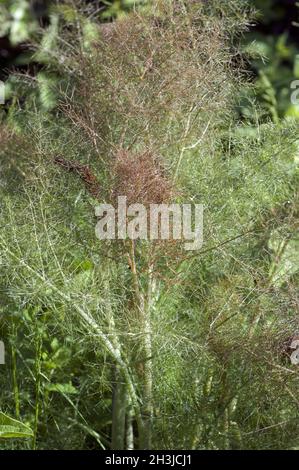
(242, 0, 299, 121)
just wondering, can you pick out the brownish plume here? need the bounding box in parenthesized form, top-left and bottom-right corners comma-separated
(111, 149, 173, 207)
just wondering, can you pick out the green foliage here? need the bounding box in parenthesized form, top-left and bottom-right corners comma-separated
(269, 231, 299, 287)
(0, 0, 298, 451)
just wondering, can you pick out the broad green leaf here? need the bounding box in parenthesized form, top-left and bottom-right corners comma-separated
(0, 412, 33, 439)
(45, 382, 78, 395)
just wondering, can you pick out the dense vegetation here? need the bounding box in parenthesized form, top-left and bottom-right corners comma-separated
(0, 0, 299, 450)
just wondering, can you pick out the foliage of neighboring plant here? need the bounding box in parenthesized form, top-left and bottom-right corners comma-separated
(0, 0, 299, 451)
(240, 0, 299, 123)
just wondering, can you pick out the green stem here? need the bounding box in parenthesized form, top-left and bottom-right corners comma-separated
(126, 394, 134, 450)
(111, 368, 127, 450)
(129, 242, 153, 449)
(11, 327, 20, 420)
(32, 330, 42, 450)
